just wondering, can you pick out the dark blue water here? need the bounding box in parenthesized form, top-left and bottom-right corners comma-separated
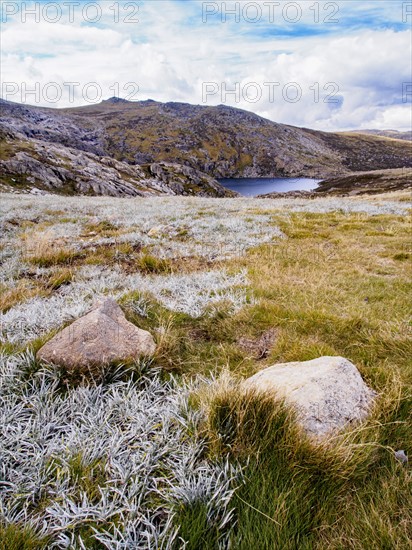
(218, 177, 320, 197)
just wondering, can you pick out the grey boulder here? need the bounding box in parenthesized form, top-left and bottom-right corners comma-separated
(244, 356, 375, 438)
(37, 298, 156, 372)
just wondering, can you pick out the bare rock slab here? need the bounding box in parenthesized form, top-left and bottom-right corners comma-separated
(244, 356, 375, 438)
(37, 298, 156, 370)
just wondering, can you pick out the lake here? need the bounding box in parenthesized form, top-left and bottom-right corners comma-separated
(218, 177, 321, 197)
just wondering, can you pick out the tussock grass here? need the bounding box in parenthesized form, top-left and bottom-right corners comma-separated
(28, 249, 79, 268)
(136, 253, 172, 274)
(0, 283, 45, 313)
(48, 451, 108, 504)
(21, 230, 79, 268)
(82, 220, 120, 237)
(45, 267, 74, 290)
(0, 523, 49, 550)
(0, 267, 74, 313)
(189, 371, 411, 549)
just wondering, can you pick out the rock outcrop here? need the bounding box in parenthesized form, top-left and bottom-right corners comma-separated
(37, 298, 156, 373)
(0, 130, 236, 198)
(244, 356, 375, 437)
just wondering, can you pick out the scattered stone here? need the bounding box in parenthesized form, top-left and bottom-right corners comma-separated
(238, 328, 277, 359)
(244, 356, 376, 438)
(37, 298, 156, 374)
(394, 450, 408, 466)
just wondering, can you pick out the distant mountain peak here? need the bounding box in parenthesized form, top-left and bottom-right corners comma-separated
(102, 97, 131, 104)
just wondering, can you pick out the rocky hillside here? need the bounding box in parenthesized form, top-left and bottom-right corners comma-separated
(0, 125, 236, 198)
(314, 168, 412, 196)
(1, 98, 411, 196)
(257, 168, 412, 198)
(345, 129, 412, 141)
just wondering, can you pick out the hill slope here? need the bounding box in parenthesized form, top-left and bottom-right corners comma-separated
(257, 168, 412, 198)
(1, 98, 411, 195)
(0, 129, 236, 198)
(344, 129, 412, 141)
(314, 168, 412, 195)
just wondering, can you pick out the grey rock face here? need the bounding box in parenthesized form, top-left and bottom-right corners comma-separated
(0, 136, 235, 197)
(37, 298, 156, 372)
(147, 162, 236, 197)
(244, 356, 376, 438)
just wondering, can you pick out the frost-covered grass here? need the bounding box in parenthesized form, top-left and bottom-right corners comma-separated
(1, 193, 411, 549)
(1, 267, 251, 345)
(1, 195, 286, 262)
(0, 352, 238, 549)
(1, 193, 409, 264)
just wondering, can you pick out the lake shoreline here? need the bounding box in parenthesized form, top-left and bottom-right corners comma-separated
(218, 177, 321, 197)
(257, 168, 412, 198)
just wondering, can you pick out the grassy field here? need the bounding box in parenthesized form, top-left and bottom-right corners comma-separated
(0, 192, 411, 549)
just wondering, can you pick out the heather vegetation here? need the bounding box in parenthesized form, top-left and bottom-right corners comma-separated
(0, 192, 411, 549)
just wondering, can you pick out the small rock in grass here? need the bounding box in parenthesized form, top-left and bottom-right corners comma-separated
(394, 450, 408, 465)
(238, 328, 277, 359)
(37, 298, 156, 374)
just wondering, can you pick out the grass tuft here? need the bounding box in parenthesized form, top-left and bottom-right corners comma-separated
(136, 253, 172, 274)
(191, 371, 411, 548)
(45, 267, 74, 290)
(0, 523, 48, 550)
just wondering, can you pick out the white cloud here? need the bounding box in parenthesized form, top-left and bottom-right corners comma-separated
(0, 1, 411, 130)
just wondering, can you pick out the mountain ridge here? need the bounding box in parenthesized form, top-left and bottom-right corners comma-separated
(1, 98, 411, 196)
(343, 129, 412, 141)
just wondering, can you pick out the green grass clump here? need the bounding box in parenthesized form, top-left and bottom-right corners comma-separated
(48, 451, 108, 505)
(46, 267, 74, 290)
(83, 220, 120, 237)
(174, 500, 223, 549)
(188, 372, 411, 549)
(0, 523, 49, 550)
(136, 253, 172, 274)
(28, 248, 79, 268)
(393, 252, 410, 261)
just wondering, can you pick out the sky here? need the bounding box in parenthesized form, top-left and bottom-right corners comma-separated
(1, 0, 411, 131)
